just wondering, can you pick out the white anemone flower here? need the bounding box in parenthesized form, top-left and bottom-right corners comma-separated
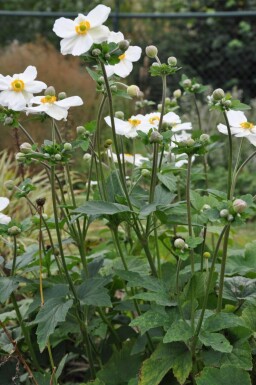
(145, 112, 192, 132)
(104, 115, 151, 138)
(0, 66, 47, 111)
(53, 5, 111, 56)
(105, 32, 142, 78)
(26, 94, 83, 121)
(107, 149, 148, 167)
(217, 110, 256, 146)
(0, 197, 11, 225)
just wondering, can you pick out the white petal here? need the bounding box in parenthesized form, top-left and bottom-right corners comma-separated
(217, 123, 228, 135)
(114, 60, 133, 78)
(89, 26, 110, 43)
(60, 36, 80, 55)
(53, 17, 76, 38)
(247, 135, 256, 146)
(105, 65, 115, 78)
(8, 92, 27, 111)
(46, 105, 68, 120)
(29, 96, 44, 105)
(26, 104, 48, 115)
(0, 75, 11, 90)
(0, 213, 11, 225)
(0, 197, 9, 211)
(86, 5, 111, 28)
(72, 35, 94, 56)
(234, 131, 250, 137)
(125, 46, 142, 62)
(0, 90, 10, 106)
(108, 31, 124, 43)
(227, 110, 247, 127)
(172, 122, 192, 132)
(163, 111, 181, 124)
(20, 66, 37, 82)
(55, 96, 83, 108)
(25, 80, 47, 93)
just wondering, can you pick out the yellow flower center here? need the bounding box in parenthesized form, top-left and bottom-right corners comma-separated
(128, 118, 141, 127)
(118, 53, 126, 60)
(40, 95, 57, 104)
(11, 79, 25, 92)
(149, 116, 160, 125)
(75, 20, 90, 35)
(240, 121, 254, 130)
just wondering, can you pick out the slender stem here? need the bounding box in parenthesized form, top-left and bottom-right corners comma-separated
(186, 155, 194, 273)
(193, 94, 202, 132)
(38, 207, 44, 306)
(217, 225, 230, 312)
(18, 123, 35, 144)
(11, 236, 17, 276)
(47, 341, 57, 385)
(223, 111, 233, 200)
(200, 225, 207, 272)
(232, 148, 256, 197)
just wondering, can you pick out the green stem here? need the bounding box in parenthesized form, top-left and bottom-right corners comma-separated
(47, 341, 57, 385)
(186, 155, 194, 273)
(200, 225, 207, 272)
(231, 147, 256, 197)
(223, 111, 233, 200)
(217, 225, 230, 312)
(11, 235, 17, 276)
(193, 94, 202, 132)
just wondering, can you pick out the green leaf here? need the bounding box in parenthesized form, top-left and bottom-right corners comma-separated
(223, 277, 256, 303)
(34, 297, 73, 351)
(33, 372, 52, 385)
(226, 242, 256, 275)
(77, 277, 112, 307)
(203, 312, 247, 332)
(231, 99, 251, 111)
(0, 277, 19, 303)
(241, 303, 256, 332)
(73, 201, 131, 216)
(196, 366, 251, 385)
(199, 331, 233, 353)
(186, 236, 204, 248)
(172, 345, 192, 385)
(183, 272, 218, 300)
(56, 353, 69, 380)
(130, 308, 169, 335)
(220, 341, 252, 370)
(157, 172, 177, 192)
(164, 320, 193, 343)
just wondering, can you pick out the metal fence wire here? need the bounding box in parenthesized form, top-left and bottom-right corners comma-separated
(0, 9, 256, 102)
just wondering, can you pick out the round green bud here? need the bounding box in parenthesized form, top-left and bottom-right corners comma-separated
(8, 226, 21, 236)
(200, 134, 210, 143)
(115, 111, 125, 120)
(105, 53, 110, 60)
(118, 40, 130, 51)
(228, 214, 234, 222)
(157, 103, 162, 111)
(152, 62, 160, 67)
(44, 153, 50, 159)
(212, 88, 225, 100)
(15, 152, 26, 162)
(141, 169, 151, 177)
(63, 142, 72, 151)
(202, 204, 211, 210)
(4, 180, 15, 190)
(20, 142, 32, 154)
(145, 45, 158, 58)
(58, 92, 67, 100)
(222, 99, 232, 108)
(174, 238, 186, 249)
(127, 85, 140, 97)
(54, 154, 62, 161)
(149, 131, 163, 144)
(104, 139, 113, 147)
(220, 209, 229, 218)
(192, 83, 200, 91)
(76, 126, 86, 135)
(4, 117, 13, 125)
(233, 199, 247, 213)
(167, 56, 177, 66)
(165, 97, 171, 104)
(186, 138, 195, 147)
(203, 252, 211, 259)
(83, 153, 92, 161)
(183, 79, 192, 88)
(92, 48, 101, 56)
(173, 89, 182, 98)
(44, 86, 55, 96)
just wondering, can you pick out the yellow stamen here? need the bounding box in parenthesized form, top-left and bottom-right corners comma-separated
(75, 20, 90, 35)
(11, 79, 25, 92)
(240, 121, 254, 130)
(149, 116, 160, 125)
(40, 95, 57, 104)
(128, 118, 141, 127)
(118, 53, 126, 60)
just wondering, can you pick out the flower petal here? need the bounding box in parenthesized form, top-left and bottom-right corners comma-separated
(172, 122, 192, 132)
(55, 96, 83, 108)
(46, 105, 68, 120)
(217, 123, 228, 135)
(125, 46, 142, 62)
(0, 75, 11, 90)
(71, 35, 94, 56)
(227, 110, 247, 127)
(86, 4, 111, 28)
(247, 135, 256, 146)
(108, 31, 124, 43)
(0, 213, 11, 225)
(25, 80, 47, 93)
(60, 36, 80, 55)
(53, 17, 76, 38)
(7, 91, 27, 111)
(105, 65, 115, 78)
(20, 66, 37, 82)
(113, 60, 133, 78)
(163, 111, 181, 125)
(89, 25, 110, 43)
(0, 197, 9, 211)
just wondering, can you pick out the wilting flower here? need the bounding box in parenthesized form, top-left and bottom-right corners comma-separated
(105, 32, 142, 78)
(217, 110, 256, 146)
(0, 66, 47, 111)
(104, 115, 151, 138)
(145, 112, 192, 132)
(26, 94, 83, 121)
(0, 197, 11, 225)
(53, 4, 111, 56)
(107, 149, 148, 166)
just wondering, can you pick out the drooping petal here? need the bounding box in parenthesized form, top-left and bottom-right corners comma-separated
(25, 80, 47, 93)
(89, 25, 110, 43)
(125, 46, 142, 62)
(113, 60, 133, 78)
(0, 197, 9, 211)
(0, 213, 11, 225)
(217, 123, 228, 135)
(71, 35, 94, 56)
(20, 66, 37, 82)
(227, 110, 247, 127)
(107, 31, 124, 43)
(22, 91, 34, 104)
(46, 104, 68, 120)
(53, 17, 77, 38)
(55, 96, 83, 108)
(86, 5, 111, 28)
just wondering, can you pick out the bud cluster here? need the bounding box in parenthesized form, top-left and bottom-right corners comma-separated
(181, 76, 206, 94)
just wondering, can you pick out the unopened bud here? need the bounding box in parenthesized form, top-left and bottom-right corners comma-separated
(83, 153, 92, 161)
(141, 169, 151, 177)
(233, 199, 247, 213)
(92, 48, 101, 56)
(157, 103, 162, 111)
(202, 204, 211, 210)
(58, 92, 67, 100)
(15, 152, 26, 162)
(8, 226, 21, 236)
(220, 209, 229, 218)
(20, 142, 32, 154)
(212, 88, 225, 100)
(200, 134, 210, 143)
(149, 131, 163, 144)
(152, 62, 160, 67)
(4, 117, 13, 125)
(174, 238, 186, 249)
(36, 198, 46, 207)
(118, 40, 130, 51)
(228, 214, 234, 222)
(167, 56, 177, 66)
(98, 76, 104, 84)
(145, 45, 158, 58)
(63, 142, 72, 151)
(222, 99, 232, 108)
(115, 111, 124, 120)
(127, 85, 140, 97)
(203, 252, 211, 259)
(110, 85, 117, 92)
(183, 79, 192, 88)
(4, 180, 15, 190)
(104, 139, 113, 148)
(192, 83, 200, 91)
(186, 138, 195, 147)
(55, 154, 62, 161)
(173, 89, 182, 98)
(76, 126, 86, 135)
(44, 86, 55, 96)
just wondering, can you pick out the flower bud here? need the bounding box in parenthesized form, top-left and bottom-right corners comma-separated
(222, 99, 232, 108)
(63, 142, 72, 151)
(20, 142, 32, 154)
(173, 89, 182, 98)
(141, 169, 151, 177)
(145, 45, 158, 58)
(55, 154, 62, 161)
(118, 40, 130, 51)
(83, 153, 92, 161)
(92, 48, 101, 56)
(165, 97, 171, 104)
(8, 226, 21, 236)
(4, 116, 13, 125)
(127, 85, 140, 97)
(212, 88, 225, 100)
(152, 62, 160, 67)
(58, 92, 67, 100)
(110, 85, 117, 92)
(44, 86, 55, 96)
(15, 152, 26, 162)
(105, 53, 110, 59)
(220, 209, 229, 218)
(192, 83, 200, 91)
(186, 138, 195, 147)
(174, 238, 186, 249)
(203, 252, 211, 259)
(183, 79, 192, 88)
(202, 204, 211, 210)
(115, 111, 124, 120)
(36, 197, 46, 207)
(228, 214, 234, 222)
(200, 134, 210, 143)
(233, 199, 247, 213)
(104, 139, 113, 148)
(44, 153, 50, 159)
(149, 131, 163, 144)
(98, 76, 104, 84)
(76, 126, 86, 135)
(4, 180, 15, 190)
(157, 103, 162, 111)
(167, 56, 177, 66)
